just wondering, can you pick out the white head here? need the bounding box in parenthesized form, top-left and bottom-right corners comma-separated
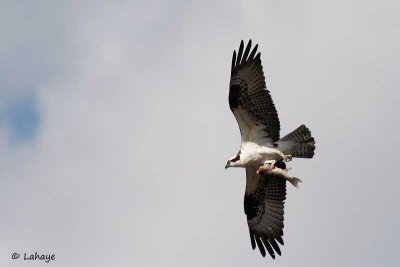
(225, 152, 241, 169)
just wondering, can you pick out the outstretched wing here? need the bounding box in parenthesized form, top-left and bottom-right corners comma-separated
(229, 40, 280, 144)
(244, 167, 286, 259)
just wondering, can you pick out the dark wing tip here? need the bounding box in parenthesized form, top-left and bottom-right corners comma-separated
(242, 40, 252, 63)
(255, 237, 266, 257)
(231, 40, 259, 74)
(276, 236, 284, 245)
(261, 237, 276, 259)
(236, 40, 244, 66)
(269, 238, 282, 256)
(249, 43, 258, 60)
(252, 234, 281, 259)
(249, 231, 256, 249)
(231, 50, 237, 74)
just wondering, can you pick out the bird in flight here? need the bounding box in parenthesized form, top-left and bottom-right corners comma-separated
(225, 40, 316, 259)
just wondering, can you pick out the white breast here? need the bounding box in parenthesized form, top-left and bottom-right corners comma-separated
(240, 142, 281, 167)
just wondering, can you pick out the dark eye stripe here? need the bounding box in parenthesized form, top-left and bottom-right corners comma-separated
(231, 153, 241, 162)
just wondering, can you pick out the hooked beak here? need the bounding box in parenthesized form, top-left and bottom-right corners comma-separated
(225, 164, 229, 169)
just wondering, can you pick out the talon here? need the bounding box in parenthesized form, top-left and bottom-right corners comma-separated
(284, 154, 292, 162)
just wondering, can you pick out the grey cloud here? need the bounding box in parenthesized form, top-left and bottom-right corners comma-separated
(0, 1, 399, 266)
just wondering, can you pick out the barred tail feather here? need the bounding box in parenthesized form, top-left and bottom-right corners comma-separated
(280, 125, 315, 158)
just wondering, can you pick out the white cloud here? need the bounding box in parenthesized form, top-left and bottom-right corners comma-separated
(1, 1, 400, 266)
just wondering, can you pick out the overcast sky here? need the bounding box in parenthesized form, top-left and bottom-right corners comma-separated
(1, 1, 400, 266)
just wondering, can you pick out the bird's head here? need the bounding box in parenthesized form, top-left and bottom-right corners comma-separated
(225, 152, 241, 169)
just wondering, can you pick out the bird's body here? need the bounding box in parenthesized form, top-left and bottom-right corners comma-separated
(228, 142, 286, 169)
(225, 40, 316, 259)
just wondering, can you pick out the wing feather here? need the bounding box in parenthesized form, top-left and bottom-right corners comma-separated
(244, 167, 286, 259)
(242, 40, 252, 63)
(229, 40, 280, 144)
(236, 40, 244, 66)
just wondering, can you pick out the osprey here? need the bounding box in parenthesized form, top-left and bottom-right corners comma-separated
(225, 40, 316, 259)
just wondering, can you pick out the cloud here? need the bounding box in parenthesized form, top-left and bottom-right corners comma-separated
(1, 1, 400, 266)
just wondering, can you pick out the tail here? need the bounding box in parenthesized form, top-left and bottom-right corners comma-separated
(288, 177, 302, 189)
(280, 124, 315, 158)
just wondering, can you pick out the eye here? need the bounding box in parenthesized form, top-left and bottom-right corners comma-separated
(231, 154, 240, 162)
